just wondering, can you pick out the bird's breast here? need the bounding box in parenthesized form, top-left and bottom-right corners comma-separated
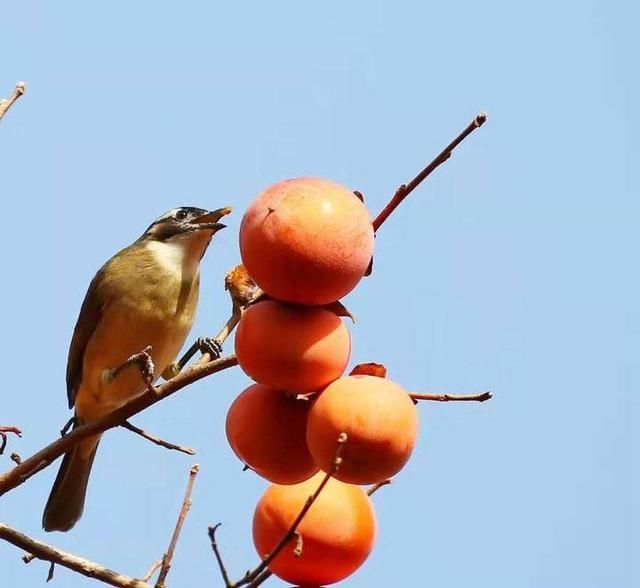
(74, 245, 201, 421)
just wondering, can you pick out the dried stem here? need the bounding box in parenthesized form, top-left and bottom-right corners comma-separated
(373, 112, 488, 231)
(0, 81, 26, 121)
(154, 464, 200, 588)
(120, 421, 196, 455)
(0, 354, 238, 496)
(410, 390, 493, 403)
(0, 523, 150, 588)
(367, 478, 393, 496)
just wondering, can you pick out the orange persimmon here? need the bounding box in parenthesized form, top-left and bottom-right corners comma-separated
(235, 300, 351, 393)
(239, 177, 374, 305)
(225, 383, 318, 484)
(252, 472, 376, 585)
(306, 375, 418, 484)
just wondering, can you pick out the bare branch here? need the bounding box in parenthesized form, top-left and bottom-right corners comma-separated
(0, 523, 150, 588)
(0, 354, 238, 496)
(208, 524, 233, 588)
(373, 112, 488, 231)
(410, 390, 493, 403)
(141, 560, 162, 583)
(0, 81, 26, 121)
(247, 570, 273, 587)
(120, 421, 196, 455)
(231, 433, 348, 587)
(155, 464, 200, 588)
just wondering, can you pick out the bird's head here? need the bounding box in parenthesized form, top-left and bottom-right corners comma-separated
(141, 206, 232, 242)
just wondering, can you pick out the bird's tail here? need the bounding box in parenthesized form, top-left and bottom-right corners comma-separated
(42, 432, 101, 532)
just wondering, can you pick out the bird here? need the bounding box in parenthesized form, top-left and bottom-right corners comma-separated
(42, 205, 231, 532)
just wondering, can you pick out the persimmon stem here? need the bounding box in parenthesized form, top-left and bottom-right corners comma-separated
(373, 112, 487, 231)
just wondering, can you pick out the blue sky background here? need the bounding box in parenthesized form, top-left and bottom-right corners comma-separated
(1, 1, 637, 586)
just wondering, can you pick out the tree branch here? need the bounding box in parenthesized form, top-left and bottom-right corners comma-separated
(0, 81, 26, 122)
(410, 390, 493, 403)
(154, 464, 200, 588)
(0, 523, 150, 588)
(213, 433, 348, 588)
(0, 354, 238, 496)
(373, 112, 488, 231)
(208, 524, 233, 588)
(120, 421, 196, 456)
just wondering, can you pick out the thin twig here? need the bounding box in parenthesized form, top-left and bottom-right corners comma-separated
(141, 560, 162, 582)
(367, 478, 393, 496)
(0, 523, 151, 588)
(233, 433, 348, 587)
(373, 112, 488, 231)
(120, 421, 196, 455)
(410, 390, 493, 403)
(208, 524, 233, 588)
(155, 464, 200, 588)
(0, 81, 26, 121)
(247, 570, 273, 587)
(0, 354, 238, 496)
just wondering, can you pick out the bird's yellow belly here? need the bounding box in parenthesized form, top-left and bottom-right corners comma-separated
(74, 299, 194, 422)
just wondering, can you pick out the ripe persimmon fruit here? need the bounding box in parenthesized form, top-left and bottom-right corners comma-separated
(225, 383, 318, 484)
(239, 177, 375, 305)
(235, 300, 351, 393)
(306, 375, 418, 484)
(252, 472, 376, 585)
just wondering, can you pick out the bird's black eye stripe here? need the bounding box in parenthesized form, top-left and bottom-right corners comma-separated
(175, 209, 188, 221)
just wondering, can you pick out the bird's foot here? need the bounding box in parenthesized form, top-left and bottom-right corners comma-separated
(197, 336, 222, 359)
(174, 336, 222, 374)
(59, 416, 76, 437)
(109, 346, 157, 392)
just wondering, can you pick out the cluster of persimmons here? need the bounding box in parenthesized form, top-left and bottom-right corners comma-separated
(223, 177, 419, 586)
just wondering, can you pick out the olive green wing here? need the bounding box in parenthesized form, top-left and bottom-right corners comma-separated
(66, 266, 110, 409)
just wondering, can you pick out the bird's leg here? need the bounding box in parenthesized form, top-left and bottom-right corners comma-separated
(107, 346, 156, 391)
(59, 416, 76, 437)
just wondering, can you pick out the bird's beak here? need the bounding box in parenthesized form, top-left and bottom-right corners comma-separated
(194, 206, 232, 232)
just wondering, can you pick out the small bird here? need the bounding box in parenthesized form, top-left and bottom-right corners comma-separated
(43, 206, 231, 532)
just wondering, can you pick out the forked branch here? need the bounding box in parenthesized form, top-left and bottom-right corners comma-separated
(210, 433, 348, 588)
(0, 523, 150, 588)
(0, 354, 238, 496)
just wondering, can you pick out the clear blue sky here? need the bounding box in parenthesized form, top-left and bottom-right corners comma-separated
(1, 1, 637, 586)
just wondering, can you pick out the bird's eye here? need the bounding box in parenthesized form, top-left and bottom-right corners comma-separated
(175, 209, 188, 221)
